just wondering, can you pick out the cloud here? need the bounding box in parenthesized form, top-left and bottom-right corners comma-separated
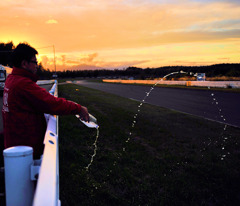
(40, 55, 49, 67)
(80, 53, 98, 64)
(99, 60, 150, 69)
(61, 55, 66, 65)
(191, 0, 240, 5)
(218, 57, 230, 61)
(45, 19, 58, 24)
(44, 51, 150, 70)
(53, 53, 99, 66)
(173, 60, 215, 66)
(55, 63, 104, 71)
(65, 59, 80, 64)
(55, 59, 150, 71)
(2, 0, 240, 69)
(2, 0, 240, 52)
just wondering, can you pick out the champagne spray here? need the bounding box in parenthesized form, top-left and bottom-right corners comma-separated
(76, 113, 99, 129)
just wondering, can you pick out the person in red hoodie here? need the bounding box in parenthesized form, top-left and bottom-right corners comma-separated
(2, 43, 89, 159)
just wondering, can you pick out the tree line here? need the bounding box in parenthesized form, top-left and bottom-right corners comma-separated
(51, 64, 240, 80)
(1, 41, 240, 79)
(0, 42, 14, 66)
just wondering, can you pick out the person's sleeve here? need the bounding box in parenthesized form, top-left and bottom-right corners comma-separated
(21, 81, 82, 115)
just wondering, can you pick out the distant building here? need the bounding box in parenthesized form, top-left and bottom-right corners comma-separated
(196, 73, 206, 81)
(52, 73, 58, 79)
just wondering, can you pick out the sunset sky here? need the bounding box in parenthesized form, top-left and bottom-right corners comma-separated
(0, 0, 240, 71)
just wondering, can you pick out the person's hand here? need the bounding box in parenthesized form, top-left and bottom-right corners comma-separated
(79, 106, 89, 122)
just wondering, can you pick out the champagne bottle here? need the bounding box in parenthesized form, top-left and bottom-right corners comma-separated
(76, 113, 99, 129)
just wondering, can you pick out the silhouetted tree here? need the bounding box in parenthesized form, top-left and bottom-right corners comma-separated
(37, 63, 52, 79)
(53, 64, 240, 79)
(0, 42, 15, 66)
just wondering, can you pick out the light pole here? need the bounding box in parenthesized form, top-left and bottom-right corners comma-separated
(37, 45, 57, 78)
(52, 45, 57, 79)
(53, 45, 56, 74)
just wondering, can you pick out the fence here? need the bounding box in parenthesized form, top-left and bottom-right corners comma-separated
(3, 80, 60, 206)
(102, 79, 240, 88)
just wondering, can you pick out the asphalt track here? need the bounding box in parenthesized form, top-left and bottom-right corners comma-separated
(74, 80, 240, 128)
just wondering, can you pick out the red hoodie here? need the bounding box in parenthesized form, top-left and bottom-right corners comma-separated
(2, 67, 82, 158)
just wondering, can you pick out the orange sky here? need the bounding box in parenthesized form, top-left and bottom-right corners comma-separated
(0, 0, 240, 71)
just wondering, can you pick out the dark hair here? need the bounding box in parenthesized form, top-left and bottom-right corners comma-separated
(11, 43, 38, 67)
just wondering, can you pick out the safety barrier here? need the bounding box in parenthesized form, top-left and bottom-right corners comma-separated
(102, 79, 240, 88)
(33, 79, 60, 206)
(3, 80, 60, 206)
(37, 80, 55, 86)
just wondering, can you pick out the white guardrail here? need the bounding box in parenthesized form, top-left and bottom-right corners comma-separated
(102, 79, 240, 88)
(3, 80, 60, 206)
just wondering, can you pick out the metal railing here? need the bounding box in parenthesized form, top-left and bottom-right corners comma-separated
(3, 80, 60, 206)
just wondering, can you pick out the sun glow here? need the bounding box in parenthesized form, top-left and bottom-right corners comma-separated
(1, 0, 240, 70)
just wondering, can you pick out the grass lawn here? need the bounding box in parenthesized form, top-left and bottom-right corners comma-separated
(58, 83, 240, 206)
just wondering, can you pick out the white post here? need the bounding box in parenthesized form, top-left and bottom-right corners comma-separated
(3, 146, 34, 206)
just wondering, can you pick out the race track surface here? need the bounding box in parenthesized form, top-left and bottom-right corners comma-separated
(74, 80, 240, 128)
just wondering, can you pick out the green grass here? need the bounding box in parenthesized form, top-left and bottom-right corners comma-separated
(58, 83, 240, 206)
